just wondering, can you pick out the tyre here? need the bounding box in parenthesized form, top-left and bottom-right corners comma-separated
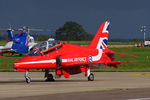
(45, 74, 55, 82)
(88, 73, 94, 81)
(26, 77, 31, 83)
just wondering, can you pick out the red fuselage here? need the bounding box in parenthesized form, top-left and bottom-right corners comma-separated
(14, 42, 112, 71)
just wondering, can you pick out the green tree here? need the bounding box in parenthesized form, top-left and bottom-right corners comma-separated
(55, 21, 92, 41)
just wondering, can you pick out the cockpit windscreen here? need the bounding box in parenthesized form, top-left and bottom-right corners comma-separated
(29, 40, 61, 56)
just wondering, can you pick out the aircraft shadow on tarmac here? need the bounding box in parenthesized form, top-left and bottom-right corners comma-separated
(0, 79, 97, 84)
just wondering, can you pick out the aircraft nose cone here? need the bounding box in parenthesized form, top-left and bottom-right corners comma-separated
(14, 60, 23, 69)
(14, 62, 20, 69)
(13, 56, 31, 71)
(14, 61, 27, 72)
(14, 63, 17, 69)
(14, 56, 56, 71)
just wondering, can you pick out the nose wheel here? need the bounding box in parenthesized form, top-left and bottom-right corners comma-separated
(25, 76, 31, 83)
(25, 71, 31, 83)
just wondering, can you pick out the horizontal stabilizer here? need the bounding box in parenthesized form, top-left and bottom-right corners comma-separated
(103, 48, 138, 58)
(114, 52, 138, 58)
(105, 61, 137, 67)
(109, 61, 137, 64)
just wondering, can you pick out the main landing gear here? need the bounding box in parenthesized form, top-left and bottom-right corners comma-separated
(86, 67, 94, 81)
(45, 69, 55, 82)
(25, 71, 31, 83)
(88, 73, 94, 81)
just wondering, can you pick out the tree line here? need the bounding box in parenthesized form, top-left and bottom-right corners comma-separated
(55, 21, 93, 41)
(0, 21, 145, 42)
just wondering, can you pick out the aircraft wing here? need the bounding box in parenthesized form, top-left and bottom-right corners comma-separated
(0, 56, 13, 59)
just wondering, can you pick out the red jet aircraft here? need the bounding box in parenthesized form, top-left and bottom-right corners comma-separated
(14, 21, 136, 83)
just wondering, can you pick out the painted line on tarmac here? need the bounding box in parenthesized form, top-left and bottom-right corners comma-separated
(128, 73, 150, 76)
(128, 98, 150, 100)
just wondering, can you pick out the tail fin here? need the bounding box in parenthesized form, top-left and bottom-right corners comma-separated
(88, 21, 110, 49)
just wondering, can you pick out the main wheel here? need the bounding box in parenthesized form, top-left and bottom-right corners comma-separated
(45, 74, 55, 82)
(88, 73, 94, 81)
(25, 77, 31, 83)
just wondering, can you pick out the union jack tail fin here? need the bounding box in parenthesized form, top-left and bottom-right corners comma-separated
(88, 21, 110, 50)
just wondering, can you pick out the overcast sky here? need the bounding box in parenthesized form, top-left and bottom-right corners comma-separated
(0, 0, 150, 39)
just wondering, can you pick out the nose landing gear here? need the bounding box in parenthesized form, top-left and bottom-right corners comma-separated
(25, 71, 31, 83)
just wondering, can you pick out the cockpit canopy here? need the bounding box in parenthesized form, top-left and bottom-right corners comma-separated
(29, 40, 62, 56)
